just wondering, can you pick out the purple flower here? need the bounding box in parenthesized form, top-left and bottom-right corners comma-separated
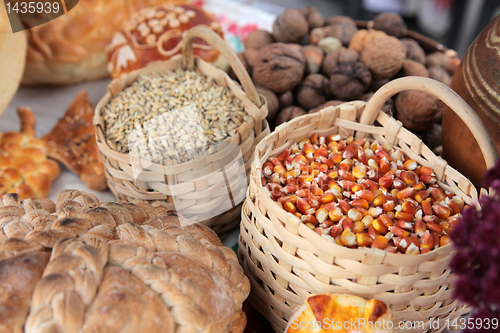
(450, 160, 500, 331)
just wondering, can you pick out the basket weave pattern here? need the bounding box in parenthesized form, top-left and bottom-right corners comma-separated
(95, 27, 269, 235)
(238, 77, 498, 333)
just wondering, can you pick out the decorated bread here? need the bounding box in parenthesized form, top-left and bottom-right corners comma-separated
(286, 294, 394, 333)
(21, 0, 186, 85)
(42, 90, 107, 191)
(106, 3, 224, 79)
(0, 189, 250, 332)
(0, 108, 60, 200)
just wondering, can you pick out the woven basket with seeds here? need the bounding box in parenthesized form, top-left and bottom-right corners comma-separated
(238, 77, 498, 332)
(95, 26, 269, 235)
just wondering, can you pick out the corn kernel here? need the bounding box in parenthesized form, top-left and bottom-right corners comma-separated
(372, 235, 389, 249)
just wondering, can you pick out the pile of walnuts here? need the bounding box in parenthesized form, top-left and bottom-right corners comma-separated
(239, 9, 459, 151)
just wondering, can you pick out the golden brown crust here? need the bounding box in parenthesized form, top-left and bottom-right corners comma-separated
(0, 191, 249, 333)
(42, 90, 107, 191)
(21, 0, 187, 85)
(0, 252, 50, 333)
(0, 109, 60, 200)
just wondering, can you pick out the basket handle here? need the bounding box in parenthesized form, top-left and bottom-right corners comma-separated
(181, 26, 262, 108)
(359, 76, 498, 169)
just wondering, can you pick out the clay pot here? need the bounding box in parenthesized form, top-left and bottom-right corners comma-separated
(442, 14, 500, 188)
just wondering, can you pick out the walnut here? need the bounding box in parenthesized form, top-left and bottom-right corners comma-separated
(275, 106, 307, 126)
(395, 90, 444, 132)
(302, 45, 324, 74)
(428, 66, 451, 86)
(252, 43, 306, 94)
(402, 59, 429, 77)
(244, 30, 275, 50)
(348, 29, 387, 53)
(272, 9, 308, 43)
(322, 47, 359, 76)
(309, 100, 345, 113)
(371, 12, 407, 38)
(325, 15, 356, 27)
(299, 7, 325, 31)
(418, 123, 442, 151)
(278, 91, 294, 109)
(328, 22, 359, 46)
(330, 61, 371, 100)
(363, 92, 394, 115)
(360, 36, 406, 80)
(256, 85, 279, 121)
(401, 38, 426, 64)
(296, 74, 330, 110)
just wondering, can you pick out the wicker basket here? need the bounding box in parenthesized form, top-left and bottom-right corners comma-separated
(94, 26, 269, 235)
(238, 77, 498, 332)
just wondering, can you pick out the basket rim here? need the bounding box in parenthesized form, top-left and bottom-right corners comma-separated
(249, 100, 477, 258)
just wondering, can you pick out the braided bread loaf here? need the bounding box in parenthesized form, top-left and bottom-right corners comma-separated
(0, 190, 250, 333)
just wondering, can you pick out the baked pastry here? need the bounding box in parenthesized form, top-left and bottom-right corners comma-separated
(21, 0, 186, 85)
(0, 190, 250, 332)
(42, 90, 107, 191)
(106, 3, 224, 78)
(286, 294, 394, 333)
(0, 8, 27, 117)
(0, 108, 60, 200)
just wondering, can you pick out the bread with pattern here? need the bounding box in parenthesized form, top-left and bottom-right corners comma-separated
(0, 189, 250, 333)
(21, 0, 187, 85)
(0, 108, 60, 200)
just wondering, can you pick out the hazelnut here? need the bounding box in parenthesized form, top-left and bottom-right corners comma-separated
(309, 100, 345, 113)
(252, 43, 306, 94)
(401, 38, 426, 64)
(372, 12, 408, 38)
(244, 30, 275, 50)
(322, 47, 360, 76)
(330, 61, 371, 100)
(325, 15, 356, 27)
(278, 91, 294, 109)
(368, 79, 389, 92)
(428, 66, 451, 86)
(402, 59, 429, 77)
(395, 90, 444, 132)
(318, 37, 342, 54)
(302, 45, 324, 74)
(275, 106, 307, 126)
(360, 36, 406, 80)
(299, 7, 325, 31)
(256, 85, 279, 121)
(348, 29, 387, 53)
(272, 9, 308, 43)
(363, 92, 394, 115)
(328, 22, 359, 46)
(296, 74, 330, 110)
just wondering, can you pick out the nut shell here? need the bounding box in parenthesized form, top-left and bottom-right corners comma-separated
(372, 12, 408, 38)
(348, 29, 387, 53)
(256, 85, 279, 121)
(252, 43, 306, 94)
(330, 61, 371, 100)
(299, 7, 325, 31)
(272, 9, 308, 43)
(275, 106, 307, 126)
(401, 38, 426, 64)
(322, 47, 360, 76)
(278, 91, 294, 109)
(308, 100, 345, 113)
(302, 45, 324, 74)
(325, 15, 356, 27)
(395, 90, 444, 132)
(361, 36, 406, 80)
(296, 74, 330, 110)
(244, 30, 275, 50)
(402, 60, 429, 77)
(328, 22, 358, 46)
(428, 66, 451, 86)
